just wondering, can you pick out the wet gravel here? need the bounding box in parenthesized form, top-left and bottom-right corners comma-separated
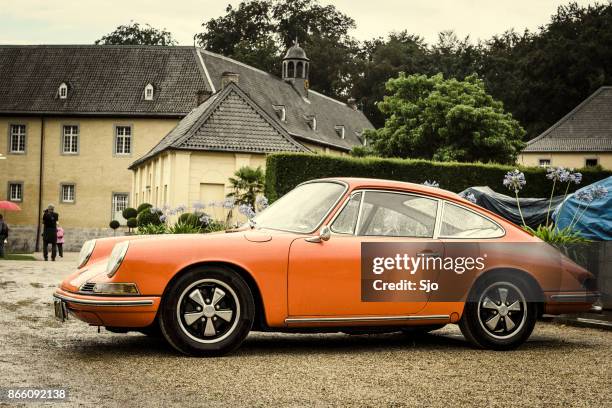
(0, 255, 610, 407)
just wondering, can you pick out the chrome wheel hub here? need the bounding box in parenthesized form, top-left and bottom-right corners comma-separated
(177, 279, 240, 344)
(477, 282, 527, 340)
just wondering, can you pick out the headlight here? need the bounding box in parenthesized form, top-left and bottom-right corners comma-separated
(77, 240, 96, 268)
(105, 241, 130, 278)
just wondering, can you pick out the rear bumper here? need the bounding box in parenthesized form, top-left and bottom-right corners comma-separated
(53, 288, 160, 327)
(544, 291, 600, 315)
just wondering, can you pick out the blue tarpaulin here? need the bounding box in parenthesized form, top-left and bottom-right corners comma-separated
(553, 176, 612, 241)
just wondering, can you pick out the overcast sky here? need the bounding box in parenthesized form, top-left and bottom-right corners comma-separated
(0, 0, 601, 45)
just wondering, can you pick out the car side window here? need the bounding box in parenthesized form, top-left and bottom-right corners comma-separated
(440, 202, 504, 238)
(356, 191, 438, 237)
(331, 192, 362, 234)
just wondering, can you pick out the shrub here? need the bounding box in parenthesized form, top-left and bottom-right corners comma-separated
(264, 153, 612, 202)
(127, 217, 138, 229)
(167, 221, 202, 234)
(136, 224, 166, 235)
(109, 220, 120, 230)
(122, 207, 138, 220)
(178, 212, 193, 224)
(137, 208, 162, 226)
(137, 203, 153, 213)
(203, 220, 226, 233)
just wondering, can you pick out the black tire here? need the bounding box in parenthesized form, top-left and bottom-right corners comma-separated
(459, 273, 538, 350)
(159, 266, 255, 357)
(400, 324, 446, 335)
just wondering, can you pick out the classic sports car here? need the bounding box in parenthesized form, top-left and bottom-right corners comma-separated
(54, 178, 598, 356)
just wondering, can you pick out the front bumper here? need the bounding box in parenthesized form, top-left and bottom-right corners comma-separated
(53, 288, 160, 327)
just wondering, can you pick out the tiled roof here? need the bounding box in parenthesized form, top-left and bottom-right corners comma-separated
(523, 87, 612, 152)
(130, 83, 306, 168)
(198, 49, 372, 151)
(0, 45, 210, 116)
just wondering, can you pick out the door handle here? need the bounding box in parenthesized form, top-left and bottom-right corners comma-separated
(417, 252, 441, 258)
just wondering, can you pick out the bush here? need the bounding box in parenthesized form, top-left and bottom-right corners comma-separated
(203, 220, 226, 233)
(122, 207, 138, 220)
(137, 208, 162, 226)
(167, 221, 202, 234)
(265, 153, 612, 201)
(178, 212, 192, 224)
(137, 203, 153, 213)
(109, 220, 120, 230)
(136, 224, 166, 235)
(127, 217, 138, 229)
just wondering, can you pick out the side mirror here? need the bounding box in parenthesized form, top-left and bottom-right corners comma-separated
(306, 225, 331, 243)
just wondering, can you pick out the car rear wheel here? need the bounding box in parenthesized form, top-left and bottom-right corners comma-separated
(459, 274, 537, 350)
(159, 266, 255, 357)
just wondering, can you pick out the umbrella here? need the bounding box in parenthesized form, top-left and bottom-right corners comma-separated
(0, 201, 21, 211)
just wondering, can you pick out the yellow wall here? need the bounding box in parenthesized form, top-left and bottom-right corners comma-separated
(302, 141, 348, 156)
(0, 117, 179, 228)
(519, 152, 612, 170)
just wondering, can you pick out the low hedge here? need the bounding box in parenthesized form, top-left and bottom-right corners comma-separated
(265, 153, 611, 201)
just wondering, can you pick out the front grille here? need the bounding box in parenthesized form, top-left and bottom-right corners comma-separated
(79, 282, 96, 293)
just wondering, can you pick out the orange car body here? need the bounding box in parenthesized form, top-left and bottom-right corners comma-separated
(54, 178, 597, 332)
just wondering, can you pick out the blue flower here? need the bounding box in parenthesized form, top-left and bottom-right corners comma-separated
(175, 204, 186, 213)
(503, 169, 526, 192)
(575, 189, 593, 203)
(422, 180, 439, 188)
(591, 185, 608, 200)
(192, 201, 205, 210)
(199, 214, 211, 225)
(149, 207, 160, 214)
(238, 204, 256, 219)
(256, 196, 269, 209)
(569, 172, 582, 185)
(223, 198, 235, 209)
(460, 192, 477, 204)
(159, 215, 167, 222)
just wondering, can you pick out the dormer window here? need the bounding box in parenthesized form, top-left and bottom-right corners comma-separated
(273, 105, 286, 121)
(305, 115, 317, 131)
(335, 125, 345, 139)
(58, 83, 68, 99)
(356, 131, 366, 146)
(144, 83, 154, 101)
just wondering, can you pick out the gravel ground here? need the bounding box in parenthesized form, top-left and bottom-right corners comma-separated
(0, 255, 610, 407)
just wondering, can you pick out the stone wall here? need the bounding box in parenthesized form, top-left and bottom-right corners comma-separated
(5, 225, 126, 253)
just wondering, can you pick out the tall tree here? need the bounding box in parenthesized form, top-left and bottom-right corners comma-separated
(364, 73, 525, 164)
(95, 22, 177, 46)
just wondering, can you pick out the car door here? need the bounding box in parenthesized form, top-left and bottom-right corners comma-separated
(287, 190, 444, 317)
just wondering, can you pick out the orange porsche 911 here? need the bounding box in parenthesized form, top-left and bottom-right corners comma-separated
(53, 178, 598, 356)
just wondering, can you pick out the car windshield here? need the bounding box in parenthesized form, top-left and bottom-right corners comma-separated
(253, 182, 346, 233)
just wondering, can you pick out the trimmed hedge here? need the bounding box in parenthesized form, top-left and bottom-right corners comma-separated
(265, 153, 611, 201)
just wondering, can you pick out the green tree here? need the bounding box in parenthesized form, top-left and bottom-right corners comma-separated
(195, 0, 360, 98)
(365, 73, 525, 164)
(95, 22, 177, 45)
(227, 166, 265, 208)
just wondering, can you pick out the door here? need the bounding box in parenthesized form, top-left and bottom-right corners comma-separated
(288, 190, 444, 317)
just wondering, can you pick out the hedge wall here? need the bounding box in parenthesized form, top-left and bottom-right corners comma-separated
(265, 153, 612, 202)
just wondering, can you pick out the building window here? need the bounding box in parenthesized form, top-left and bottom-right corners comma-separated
(144, 83, 154, 101)
(335, 125, 345, 139)
(306, 115, 316, 131)
(59, 82, 68, 99)
(273, 105, 286, 121)
(112, 193, 129, 222)
(9, 124, 26, 153)
(61, 184, 75, 203)
(62, 125, 79, 154)
(8, 182, 23, 202)
(585, 158, 598, 167)
(538, 159, 551, 167)
(115, 126, 132, 155)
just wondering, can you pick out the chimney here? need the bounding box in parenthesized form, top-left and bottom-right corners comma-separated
(221, 71, 240, 89)
(196, 90, 211, 106)
(347, 98, 357, 110)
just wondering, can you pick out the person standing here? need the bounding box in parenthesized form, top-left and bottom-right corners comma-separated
(42, 204, 59, 261)
(56, 223, 65, 258)
(0, 214, 8, 259)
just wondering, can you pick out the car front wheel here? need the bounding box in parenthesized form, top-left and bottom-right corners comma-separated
(159, 266, 255, 357)
(459, 274, 537, 350)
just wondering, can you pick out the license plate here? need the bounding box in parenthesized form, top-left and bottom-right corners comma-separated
(53, 298, 68, 322)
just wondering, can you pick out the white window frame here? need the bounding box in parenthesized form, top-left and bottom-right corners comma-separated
(114, 125, 132, 155)
(62, 125, 79, 154)
(59, 82, 68, 99)
(60, 184, 76, 204)
(273, 105, 286, 121)
(112, 192, 129, 224)
(306, 115, 317, 131)
(335, 125, 345, 139)
(8, 182, 23, 202)
(538, 159, 551, 167)
(9, 124, 26, 154)
(144, 83, 154, 101)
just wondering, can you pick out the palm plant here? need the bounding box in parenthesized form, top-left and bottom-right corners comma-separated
(226, 166, 265, 209)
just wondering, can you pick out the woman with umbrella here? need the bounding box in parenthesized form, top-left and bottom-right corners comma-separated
(0, 200, 21, 258)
